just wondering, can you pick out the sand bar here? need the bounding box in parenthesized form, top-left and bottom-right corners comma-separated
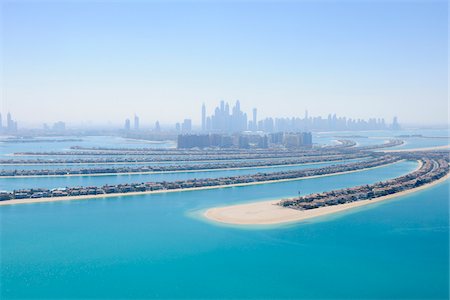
(203, 172, 449, 226)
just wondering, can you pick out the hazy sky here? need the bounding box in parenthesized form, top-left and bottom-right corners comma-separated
(1, 0, 448, 127)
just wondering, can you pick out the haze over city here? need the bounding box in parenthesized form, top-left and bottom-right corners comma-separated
(2, 1, 450, 299)
(2, 1, 447, 127)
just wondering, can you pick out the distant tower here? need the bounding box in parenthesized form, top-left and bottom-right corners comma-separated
(201, 103, 206, 131)
(305, 109, 308, 120)
(0, 113, 2, 130)
(7, 112, 12, 130)
(134, 114, 140, 130)
(182, 119, 192, 132)
(252, 108, 257, 131)
(155, 121, 161, 132)
(235, 100, 240, 111)
(124, 119, 131, 131)
(391, 116, 400, 130)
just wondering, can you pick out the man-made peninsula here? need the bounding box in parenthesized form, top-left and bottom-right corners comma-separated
(204, 153, 449, 225)
(0, 155, 399, 204)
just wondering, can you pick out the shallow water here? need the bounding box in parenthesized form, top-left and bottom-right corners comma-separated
(1, 131, 448, 299)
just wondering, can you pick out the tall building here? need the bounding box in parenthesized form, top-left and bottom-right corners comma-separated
(7, 113, 12, 130)
(6, 113, 17, 133)
(391, 116, 401, 130)
(134, 115, 140, 130)
(154, 121, 161, 132)
(252, 108, 257, 131)
(124, 119, 131, 131)
(201, 103, 206, 131)
(208, 100, 248, 133)
(182, 119, 192, 132)
(196, 101, 389, 133)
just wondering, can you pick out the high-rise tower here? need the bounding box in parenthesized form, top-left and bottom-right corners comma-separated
(134, 115, 140, 130)
(201, 103, 206, 131)
(252, 108, 257, 131)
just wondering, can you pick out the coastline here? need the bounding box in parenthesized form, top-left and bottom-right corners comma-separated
(203, 167, 448, 226)
(0, 160, 403, 206)
(0, 157, 369, 179)
(382, 144, 450, 152)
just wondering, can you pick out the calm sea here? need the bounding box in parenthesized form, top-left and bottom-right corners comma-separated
(1, 131, 448, 299)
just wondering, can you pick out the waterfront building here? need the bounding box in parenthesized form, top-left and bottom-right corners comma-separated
(177, 134, 210, 148)
(177, 132, 275, 149)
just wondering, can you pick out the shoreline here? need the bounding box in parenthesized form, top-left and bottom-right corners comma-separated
(203, 166, 448, 226)
(0, 157, 369, 179)
(0, 160, 404, 206)
(382, 144, 450, 152)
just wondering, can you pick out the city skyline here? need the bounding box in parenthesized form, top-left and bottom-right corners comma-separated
(0, 103, 404, 132)
(2, 1, 447, 126)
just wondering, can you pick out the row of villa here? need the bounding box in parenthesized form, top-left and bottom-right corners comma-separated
(1, 139, 405, 166)
(352, 139, 404, 150)
(279, 156, 449, 210)
(0, 148, 354, 165)
(0, 153, 370, 177)
(0, 155, 399, 201)
(68, 146, 319, 155)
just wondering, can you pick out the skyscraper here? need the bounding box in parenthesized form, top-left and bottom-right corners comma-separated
(7, 113, 12, 130)
(5, 112, 17, 133)
(201, 103, 206, 131)
(124, 119, 131, 131)
(182, 119, 192, 132)
(134, 115, 139, 131)
(252, 108, 257, 131)
(391, 116, 401, 130)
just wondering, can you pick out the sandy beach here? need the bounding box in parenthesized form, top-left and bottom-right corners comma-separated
(204, 172, 449, 226)
(0, 160, 403, 206)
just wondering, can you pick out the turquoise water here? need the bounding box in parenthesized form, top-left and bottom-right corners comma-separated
(315, 129, 449, 149)
(0, 136, 175, 156)
(2, 160, 449, 298)
(1, 132, 449, 299)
